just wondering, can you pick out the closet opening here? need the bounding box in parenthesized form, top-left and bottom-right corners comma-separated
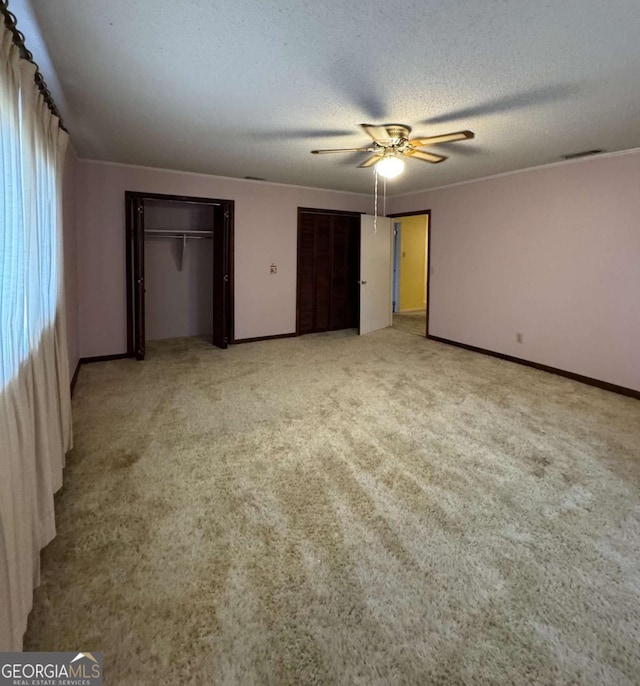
(125, 191, 234, 359)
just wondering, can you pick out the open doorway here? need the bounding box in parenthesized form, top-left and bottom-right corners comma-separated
(296, 209, 393, 337)
(389, 211, 430, 337)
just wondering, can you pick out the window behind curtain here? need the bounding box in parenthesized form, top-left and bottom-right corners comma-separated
(0, 23, 72, 651)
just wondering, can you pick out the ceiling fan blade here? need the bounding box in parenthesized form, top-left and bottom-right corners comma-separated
(409, 130, 475, 147)
(405, 149, 447, 164)
(361, 124, 393, 145)
(358, 154, 384, 168)
(311, 147, 371, 154)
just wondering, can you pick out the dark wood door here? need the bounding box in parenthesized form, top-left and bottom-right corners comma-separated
(212, 203, 232, 348)
(330, 215, 360, 330)
(132, 197, 146, 359)
(297, 210, 360, 334)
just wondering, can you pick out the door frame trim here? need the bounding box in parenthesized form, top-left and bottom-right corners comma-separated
(297, 207, 364, 217)
(125, 190, 235, 357)
(392, 221, 402, 313)
(388, 210, 431, 337)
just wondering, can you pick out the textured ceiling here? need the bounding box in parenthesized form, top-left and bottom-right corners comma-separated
(23, 0, 640, 195)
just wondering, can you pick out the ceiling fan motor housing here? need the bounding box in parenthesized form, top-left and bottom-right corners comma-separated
(382, 124, 412, 144)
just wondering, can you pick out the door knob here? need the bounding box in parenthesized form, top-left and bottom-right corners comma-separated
(358, 279, 367, 285)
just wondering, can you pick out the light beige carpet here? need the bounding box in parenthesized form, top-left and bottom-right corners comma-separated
(25, 329, 640, 685)
(393, 311, 426, 336)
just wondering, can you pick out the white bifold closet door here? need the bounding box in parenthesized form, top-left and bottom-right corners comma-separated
(359, 214, 393, 335)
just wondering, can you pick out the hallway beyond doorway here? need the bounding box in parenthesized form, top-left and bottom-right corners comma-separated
(392, 311, 426, 336)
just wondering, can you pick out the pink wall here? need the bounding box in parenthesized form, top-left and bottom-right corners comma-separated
(75, 161, 371, 356)
(63, 144, 79, 373)
(389, 150, 640, 392)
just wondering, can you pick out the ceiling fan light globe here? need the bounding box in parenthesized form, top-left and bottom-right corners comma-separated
(375, 156, 404, 179)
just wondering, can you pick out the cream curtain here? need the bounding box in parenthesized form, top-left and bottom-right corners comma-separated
(0, 23, 71, 651)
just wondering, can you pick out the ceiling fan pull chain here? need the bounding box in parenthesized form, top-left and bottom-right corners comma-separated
(383, 176, 387, 217)
(373, 167, 378, 233)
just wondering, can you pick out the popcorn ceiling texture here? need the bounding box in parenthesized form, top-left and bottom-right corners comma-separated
(25, 329, 640, 684)
(27, 0, 640, 194)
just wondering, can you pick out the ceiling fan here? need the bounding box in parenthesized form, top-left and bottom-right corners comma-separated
(311, 123, 474, 177)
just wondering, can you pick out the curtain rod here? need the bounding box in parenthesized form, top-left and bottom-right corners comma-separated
(1, 0, 67, 131)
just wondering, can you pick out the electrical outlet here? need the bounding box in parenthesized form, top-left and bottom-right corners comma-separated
(270, 263, 277, 274)
(516, 332, 523, 344)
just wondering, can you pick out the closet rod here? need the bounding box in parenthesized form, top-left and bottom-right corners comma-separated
(144, 229, 213, 236)
(145, 234, 210, 240)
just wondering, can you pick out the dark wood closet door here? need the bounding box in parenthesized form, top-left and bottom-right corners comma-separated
(331, 215, 361, 330)
(132, 197, 146, 359)
(297, 213, 316, 333)
(212, 203, 231, 348)
(314, 214, 332, 331)
(297, 210, 360, 334)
